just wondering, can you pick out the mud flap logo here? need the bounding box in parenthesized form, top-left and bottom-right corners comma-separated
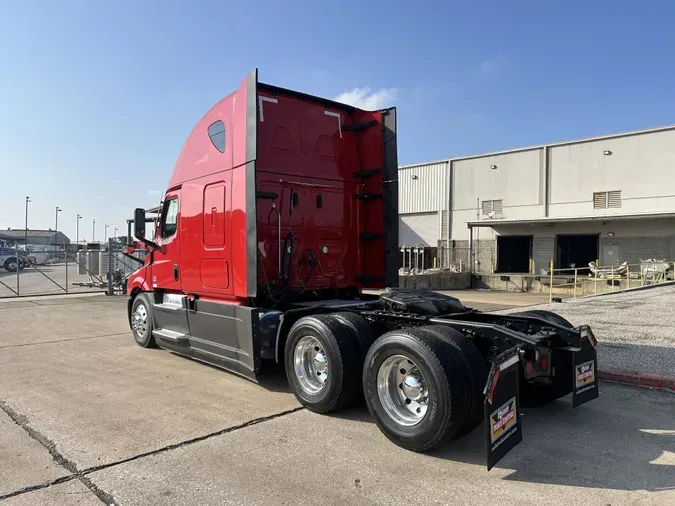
(575, 360, 595, 392)
(490, 397, 517, 444)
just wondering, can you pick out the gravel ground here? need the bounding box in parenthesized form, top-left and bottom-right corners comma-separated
(497, 285, 675, 378)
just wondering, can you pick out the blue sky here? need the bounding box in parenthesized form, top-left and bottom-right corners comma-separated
(2, 0, 675, 241)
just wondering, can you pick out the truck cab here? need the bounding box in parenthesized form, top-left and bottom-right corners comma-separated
(126, 70, 598, 470)
(127, 69, 398, 378)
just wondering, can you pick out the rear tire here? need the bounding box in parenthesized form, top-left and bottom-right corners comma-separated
(512, 310, 574, 406)
(285, 314, 360, 413)
(419, 325, 487, 436)
(331, 312, 375, 359)
(363, 327, 470, 452)
(131, 294, 156, 348)
(331, 312, 376, 402)
(514, 310, 573, 329)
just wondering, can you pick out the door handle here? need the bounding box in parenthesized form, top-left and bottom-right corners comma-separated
(173, 264, 179, 281)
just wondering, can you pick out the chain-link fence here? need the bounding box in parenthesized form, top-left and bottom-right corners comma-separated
(0, 240, 145, 298)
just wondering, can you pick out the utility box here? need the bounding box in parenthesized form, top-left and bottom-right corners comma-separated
(77, 249, 100, 275)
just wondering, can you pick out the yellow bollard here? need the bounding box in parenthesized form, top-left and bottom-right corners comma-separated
(549, 259, 554, 302)
(573, 268, 578, 298)
(627, 264, 631, 290)
(611, 265, 615, 292)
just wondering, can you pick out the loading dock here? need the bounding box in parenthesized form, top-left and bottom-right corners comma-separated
(556, 234, 599, 274)
(496, 235, 533, 273)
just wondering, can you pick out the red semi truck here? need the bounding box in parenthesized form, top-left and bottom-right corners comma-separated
(126, 69, 598, 470)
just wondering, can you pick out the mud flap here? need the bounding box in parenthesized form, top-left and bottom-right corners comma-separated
(484, 346, 522, 471)
(572, 325, 599, 408)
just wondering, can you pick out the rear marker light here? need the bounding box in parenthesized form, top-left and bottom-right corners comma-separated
(539, 357, 548, 371)
(487, 368, 500, 404)
(525, 361, 534, 375)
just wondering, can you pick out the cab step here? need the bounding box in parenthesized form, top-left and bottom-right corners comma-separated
(152, 328, 189, 343)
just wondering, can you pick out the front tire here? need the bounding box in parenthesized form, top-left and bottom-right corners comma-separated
(285, 314, 360, 413)
(363, 328, 470, 452)
(131, 294, 156, 348)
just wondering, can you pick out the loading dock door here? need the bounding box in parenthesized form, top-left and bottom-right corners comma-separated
(496, 236, 533, 273)
(556, 235, 599, 273)
(398, 213, 438, 247)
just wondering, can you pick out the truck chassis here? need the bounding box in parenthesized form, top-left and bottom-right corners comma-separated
(128, 288, 598, 470)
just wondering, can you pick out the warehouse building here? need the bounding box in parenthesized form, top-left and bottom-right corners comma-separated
(399, 124, 675, 274)
(0, 229, 71, 248)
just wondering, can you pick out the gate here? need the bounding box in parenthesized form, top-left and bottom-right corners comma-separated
(0, 241, 144, 299)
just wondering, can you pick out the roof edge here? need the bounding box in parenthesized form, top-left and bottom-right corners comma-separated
(400, 123, 675, 169)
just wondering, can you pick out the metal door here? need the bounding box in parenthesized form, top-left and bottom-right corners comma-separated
(601, 243, 620, 266)
(149, 190, 182, 291)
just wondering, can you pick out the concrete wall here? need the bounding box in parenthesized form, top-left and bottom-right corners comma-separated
(532, 237, 555, 274)
(398, 272, 471, 290)
(549, 129, 675, 218)
(401, 125, 675, 276)
(399, 212, 439, 247)
(451, 148, 544, 241)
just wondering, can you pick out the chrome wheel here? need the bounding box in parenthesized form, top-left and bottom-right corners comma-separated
(132, 302, 148, 338)
(377, 355, 429, 426)
(293, 336, 329, 394)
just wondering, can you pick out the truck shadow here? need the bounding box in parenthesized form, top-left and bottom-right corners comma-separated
(257, 362, 293, 393)
(329, 383, 675, 492)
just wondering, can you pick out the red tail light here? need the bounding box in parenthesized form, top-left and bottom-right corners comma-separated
(487, 368, 500, 404)
(539, 357, 548, 371)
(525, 361, 534, 375)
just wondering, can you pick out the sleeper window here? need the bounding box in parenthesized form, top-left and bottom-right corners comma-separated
(208, 120, 226, 153)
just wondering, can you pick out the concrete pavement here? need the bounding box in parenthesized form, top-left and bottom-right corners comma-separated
(86, 383, 674, 506)
(1, 294, 673, 505)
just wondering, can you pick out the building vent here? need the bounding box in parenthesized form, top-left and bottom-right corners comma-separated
(608, 190, 622, 208)
(481, 199, 503, 217)
(593, 190, 621, 209)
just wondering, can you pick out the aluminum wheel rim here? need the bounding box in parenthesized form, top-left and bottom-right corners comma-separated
(132, 303, 148, 338)
(377, 354, 429, 426)
(293, 336, 329, 394)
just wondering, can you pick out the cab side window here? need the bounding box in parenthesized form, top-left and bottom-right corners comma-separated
(161, 198, 179, 238)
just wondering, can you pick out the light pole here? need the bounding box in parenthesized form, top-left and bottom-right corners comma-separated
(104, 223, 109, 245)
(24, 197, 31, 247)
(55, 207, 62, 248)
(92, 219, 96, 242)
(76, 214, 82, 250)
